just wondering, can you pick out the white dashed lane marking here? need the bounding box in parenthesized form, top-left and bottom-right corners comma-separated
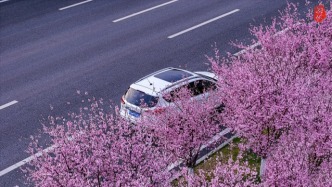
(168, 9, 240, 39)
(0, 100, 18, 110)
(113, 0, 178, 23)
(59, 0, 93, 11)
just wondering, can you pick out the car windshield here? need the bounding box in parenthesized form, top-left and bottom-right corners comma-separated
(124, 88, 159, 107)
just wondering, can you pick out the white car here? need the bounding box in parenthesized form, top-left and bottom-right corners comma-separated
(120, 67, 219, 122)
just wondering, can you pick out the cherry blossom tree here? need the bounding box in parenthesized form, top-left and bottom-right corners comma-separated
(209, 2, 332, 185)
(141, 87, 222, 172)
(264, 130, 332, 186)
(25, 98, 172, 187)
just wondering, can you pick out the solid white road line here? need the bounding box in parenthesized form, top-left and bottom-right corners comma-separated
(200, 128, 231, 150)
(196, 135, 238, 165)
(168, 9, 240, 39)
(113, 0, 178, 23)
(233, 42, 261, 56)
(0, 100, 18, 110)
(234, 23, 300, 56)
(275, 23, 300, 36)
(0, 0, 10, 3)
(59, 0, 93, 11)
(167, 160, 183, 171)
(0, 145, 56, 177)
(0, 131, 82, 176)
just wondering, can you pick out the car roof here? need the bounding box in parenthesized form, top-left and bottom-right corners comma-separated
(130, 67, 198, 96)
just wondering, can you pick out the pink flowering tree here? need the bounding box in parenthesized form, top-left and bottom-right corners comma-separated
(264, 130, 332, 186)
(141, 87, 222, 172)
(25, 85, 223, 186)
(209, 2, 332, 185)
(25, 98, 172, 187)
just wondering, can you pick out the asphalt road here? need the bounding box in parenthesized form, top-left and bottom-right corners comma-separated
(0, 0, 311, 186)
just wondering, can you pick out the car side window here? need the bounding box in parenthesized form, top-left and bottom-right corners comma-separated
(188, 80, 216, 96)
(162, 80, 216, 102)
